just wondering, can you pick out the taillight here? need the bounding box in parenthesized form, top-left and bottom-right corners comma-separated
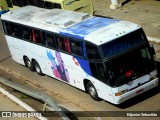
(115, 89, 128, 96)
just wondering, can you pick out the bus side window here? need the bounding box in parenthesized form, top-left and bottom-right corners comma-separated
(56, 35, 70, 53)
(31, 29, 44, 45)
(96, 63, 108, 83)
(141, 48, 151, 60)
(64, 38, 71, 52)
(70, 39, 84, 57)
(10, 23, 20, 38)
(89, 62, 99, 79)
(44, 32, 56, 48)
(2, 21, 11, 35)
(21, 26, 31, 41)
(86, 43, 101, 60)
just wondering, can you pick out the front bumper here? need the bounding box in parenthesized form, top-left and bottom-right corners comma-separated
(113, 78, 159, 104)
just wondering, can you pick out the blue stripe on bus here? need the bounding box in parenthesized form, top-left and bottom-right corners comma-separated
(60, 17, 120, 39)
(75, 56, 92, 76)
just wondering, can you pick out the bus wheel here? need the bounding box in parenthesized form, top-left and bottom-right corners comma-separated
(87, 82, 101, 101)
(34, 61, 43, 76)
(24, 57, 34, 71)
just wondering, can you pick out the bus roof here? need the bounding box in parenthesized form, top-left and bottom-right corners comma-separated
(1, 6, 141, 45)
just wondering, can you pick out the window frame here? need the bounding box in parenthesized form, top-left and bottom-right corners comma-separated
(85, 42, 102, 61)
(43, 31, 56, 49)
(55, 34, 71, 53)
(20, 25, 32, 41)
(10, 22, 20, 38)
(31, 28, 44, 45)
(69, 38, 85, 58)
(2, 21, 11, 35)
(2, 21, 20, 38)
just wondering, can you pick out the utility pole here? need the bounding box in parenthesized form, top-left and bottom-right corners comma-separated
(110, 0, 122, 9)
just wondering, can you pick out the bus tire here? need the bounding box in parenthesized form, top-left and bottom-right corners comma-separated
(87, 82, 101, 101)
(24, 57, 34, 71)
(34, 61, 43, 76)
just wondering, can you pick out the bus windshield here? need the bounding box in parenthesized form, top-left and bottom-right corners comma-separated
(101, 29, 147, 59)
(105, 46, 156, 87)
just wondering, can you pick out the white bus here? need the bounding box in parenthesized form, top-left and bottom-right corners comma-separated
(1, 6, 159, 104)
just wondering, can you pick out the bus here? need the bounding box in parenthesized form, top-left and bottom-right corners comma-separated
(0, 0, 9, 15)
(6, 0, 94, 15)
(1, 6, 159, 104)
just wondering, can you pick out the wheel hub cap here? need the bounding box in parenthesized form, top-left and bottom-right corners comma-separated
(89, 87, 96, 97)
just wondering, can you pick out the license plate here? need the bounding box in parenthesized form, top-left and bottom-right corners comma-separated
(136, 89, 143, 94)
